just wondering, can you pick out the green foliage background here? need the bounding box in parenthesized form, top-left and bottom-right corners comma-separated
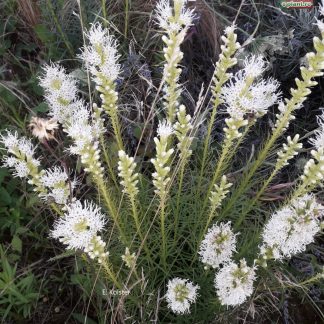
(0, 0, 324, 323)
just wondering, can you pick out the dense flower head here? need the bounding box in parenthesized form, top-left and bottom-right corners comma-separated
(156, 0, 195, 33)
(51, 200, 106, 251)
(80, 22, 121, 84)
(40, 166, 75, 204)
(260, 194, 324, 260)
(157, 120, 174, 138)
(165, 278, 199, 314)
(3, 157, 29, 178)
(39, 63, 77, 99)
(243, 55, 267, 78)
(39, 63, 78, 124)
(220, 70, 281, 120)
(199, 222, 237, 269)
(309, 112, 324, 150)
(1, 131, 35, 157)
(1, 131, 40, 179)
(64, 101, 103, 156)
(214, 259, 256, 306)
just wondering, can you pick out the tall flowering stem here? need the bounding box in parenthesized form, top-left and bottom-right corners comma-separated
(235, 135, 302, 229)
(64, 102, 124, 241)
(117, 150, 142, 239)
(222, 22, 324, 217)
(199, 25, 240, 183)
(202, 55, 281, 215)
(151, 120, 174, 266)
(203, 175, 232, 235)
(40, 62, 124, 239)
(156, 0, 195, 122)
(192, 176, 232, 264)
(80, 23, 124, 150)
(173, 104, 194, 240)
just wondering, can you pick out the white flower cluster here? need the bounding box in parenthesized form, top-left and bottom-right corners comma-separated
(39, 63, 78, 124)
(221, 56, 281, 120)
(1, 131, 41, 179)
(214, 259, 256, 307)
(156, 0, 195, 33)
(80, 22, 121, 86)
(165, 278, 199, 314)
(64, 101, 104, 177)
(51, 200, 108, 263)
(40, 167, 75, 205)
(199, 222, 237, 269)
(151, 120, 174, 197)
(40, 64, 105, 177)
(260, 194, 324, 261)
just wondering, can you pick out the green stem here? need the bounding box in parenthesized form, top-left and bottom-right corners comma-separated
(100, 135, 118, 187)
(198, 107, 218, 191)
(101, 0, 107, 26)
(191, 207, 217, 266)
(124, 0, 129, 38)
(102, 259, 121, 289)
(130, 197, 142, 240)
(221, 126, 283, 220)
(174, 163, 185, 244)
(110, 110, 124, 151)
(51, 203, 63, 216)
(160, 198, 167, 268)
(96, 176, 127, 243)
(130, 196, 154, 263)
(201, 136, 233, 213)
(234, 166, 280, 229)
(46, 0, 74, 57)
